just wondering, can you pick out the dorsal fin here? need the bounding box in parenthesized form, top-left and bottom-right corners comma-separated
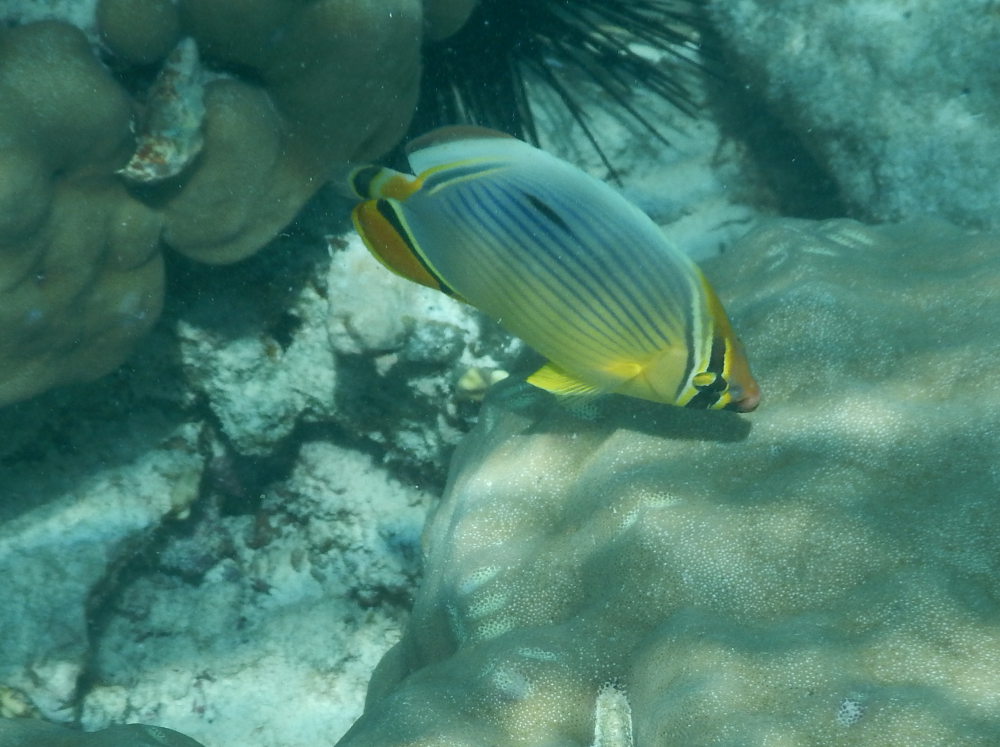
(406, 126, 526, 175)
(405, 126, 514, 157)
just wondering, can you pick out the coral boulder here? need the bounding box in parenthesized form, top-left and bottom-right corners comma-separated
(340, 218, 1000, 745)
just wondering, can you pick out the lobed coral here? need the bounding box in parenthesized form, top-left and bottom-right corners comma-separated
(0, 0, 476, 407)
(0, 21, 164, 409)
(340, 218, 1000, 745)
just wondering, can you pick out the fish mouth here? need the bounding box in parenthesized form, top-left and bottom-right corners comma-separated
(730, 387, 760, 412)
(724, 381, 761, 413)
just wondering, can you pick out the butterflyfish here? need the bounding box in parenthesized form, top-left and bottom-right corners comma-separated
(349, 126, 760, 412)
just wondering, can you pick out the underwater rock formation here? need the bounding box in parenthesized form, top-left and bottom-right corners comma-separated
(0, 351, 440, 747)
(0, 719, 205, 747)
(709, 0, 1000, 229)
(0, 224, 513, 746)
(0, 417, 204, 722)
(79, 441, 430, 747)
(0, 1, 474, 407)
(176, 231, 514, 471)
(340, 218, 1000, 744)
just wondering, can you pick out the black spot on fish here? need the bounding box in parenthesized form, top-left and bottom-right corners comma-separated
(525, 193, 573, 235)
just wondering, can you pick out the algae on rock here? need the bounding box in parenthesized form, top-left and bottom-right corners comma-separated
(340, 218, 1000, 745)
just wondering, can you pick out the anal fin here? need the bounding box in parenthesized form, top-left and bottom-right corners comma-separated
(526, 362, 603, 397)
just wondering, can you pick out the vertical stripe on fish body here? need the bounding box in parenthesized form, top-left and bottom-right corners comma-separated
(350, 126, 759, 412)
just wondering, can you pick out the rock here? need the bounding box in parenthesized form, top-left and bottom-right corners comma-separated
(177, 256, 338, 457)
(325, 234, 520, 478)
(80, 441, 430, 746)
(708, 0, 1000, 229)
(339, 218, 1000, 744)
(0, 417, 204, 721)
(176, 228, 515, 477)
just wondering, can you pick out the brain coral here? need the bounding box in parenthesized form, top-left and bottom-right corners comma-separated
(339, 219, 1000, 745)
(0, 1, 476, 407)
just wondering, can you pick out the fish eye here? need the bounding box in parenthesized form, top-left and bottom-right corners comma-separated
(692, 371, 727, 392)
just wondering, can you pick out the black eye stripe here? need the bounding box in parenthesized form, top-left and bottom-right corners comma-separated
(685, 335, 729, 408)
(686, 387, 719, 408)
(708, 334, 727, 376)
(695, 373, 727, 392)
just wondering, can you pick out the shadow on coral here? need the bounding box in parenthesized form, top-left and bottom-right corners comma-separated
(485, 376, 752, 445)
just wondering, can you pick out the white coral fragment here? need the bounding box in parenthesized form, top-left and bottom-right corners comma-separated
(592, 683, 634, 747)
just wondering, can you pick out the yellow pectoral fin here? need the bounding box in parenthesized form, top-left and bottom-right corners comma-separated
(601, 359, 645, 381)
(526, 362, 603, 397)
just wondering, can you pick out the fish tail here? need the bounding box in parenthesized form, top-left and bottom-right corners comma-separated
(348, 165, 422, 201)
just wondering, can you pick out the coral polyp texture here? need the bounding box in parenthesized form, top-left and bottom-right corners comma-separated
(340, 219, 1000, 745)
(0, 0, 476, 407)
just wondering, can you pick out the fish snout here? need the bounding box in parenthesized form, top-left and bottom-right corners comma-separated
(727, 379, 761, 412)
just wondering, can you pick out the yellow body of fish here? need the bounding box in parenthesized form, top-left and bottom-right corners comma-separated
(349, 126, 759, 412)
